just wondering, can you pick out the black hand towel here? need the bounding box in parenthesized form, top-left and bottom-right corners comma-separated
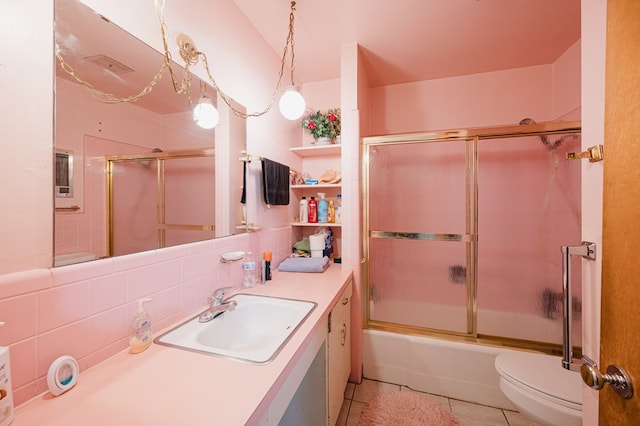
(240, 161, 247, 204)
(261, 158, 290, 206)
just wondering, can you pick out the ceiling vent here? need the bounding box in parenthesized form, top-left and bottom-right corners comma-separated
(83, 54, 134, 75)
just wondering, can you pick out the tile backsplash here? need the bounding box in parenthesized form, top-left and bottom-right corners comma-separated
(0, 227, 291, 407)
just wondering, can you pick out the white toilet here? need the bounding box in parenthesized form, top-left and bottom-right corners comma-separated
(495, 351, 583, 426)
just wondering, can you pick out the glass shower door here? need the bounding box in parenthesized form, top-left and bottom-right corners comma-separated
(476, 133, 582, 347)
(364, 121, 583, 352)
(366, 139, 473, 335)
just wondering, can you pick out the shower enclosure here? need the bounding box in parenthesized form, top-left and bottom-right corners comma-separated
(363, 120, 582, 354)
(107, 149, 215, 257)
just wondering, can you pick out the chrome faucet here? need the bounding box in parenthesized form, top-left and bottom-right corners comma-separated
(198, 286, 238, 323)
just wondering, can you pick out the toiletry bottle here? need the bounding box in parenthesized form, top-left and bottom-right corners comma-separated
(317, 193, 328, 223)
(299, 196, 308, 223)
(334, 193, 342, 224)
(242, 251, 257, 288)
(308, 196, 318, 223)
(0, 322, 14, 426)
(262, 251, 272, 282)
(328, 200, 335, 223)
(129, 298, 152, 354)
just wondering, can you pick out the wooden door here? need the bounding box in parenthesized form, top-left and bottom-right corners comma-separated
(600, 0, 640, 423)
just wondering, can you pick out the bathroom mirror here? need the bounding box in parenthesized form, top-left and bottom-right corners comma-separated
(54, 0, 246, 266)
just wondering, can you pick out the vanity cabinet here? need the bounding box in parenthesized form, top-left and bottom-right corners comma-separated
(274, 280, 352, 426)
(290, 144, 342, 258)
(327, 281, 352, 425)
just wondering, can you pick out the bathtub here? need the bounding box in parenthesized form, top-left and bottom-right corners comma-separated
(363, 329, 526, 409)
(364, 298, 583, 409)
(54, 252, 97, 267)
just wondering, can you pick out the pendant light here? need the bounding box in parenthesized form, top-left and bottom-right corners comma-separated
(56, 0, 306, 127)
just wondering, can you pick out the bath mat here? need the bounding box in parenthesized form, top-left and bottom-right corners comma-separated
(359, 391, 461, 426)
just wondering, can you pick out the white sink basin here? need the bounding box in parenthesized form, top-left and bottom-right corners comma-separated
(154, 293, 316, 363)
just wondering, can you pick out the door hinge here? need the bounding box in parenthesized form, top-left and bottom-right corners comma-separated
(328, 312, 332, 333)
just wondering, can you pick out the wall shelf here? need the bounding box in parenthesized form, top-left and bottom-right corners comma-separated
(291, 184, 341, 190)
(291, 222, 342, 228)
(290, 145, 341, 157)
(291, 140, 343, 258)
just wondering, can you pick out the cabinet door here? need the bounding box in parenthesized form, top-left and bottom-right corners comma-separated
(327, 281, 352, 425)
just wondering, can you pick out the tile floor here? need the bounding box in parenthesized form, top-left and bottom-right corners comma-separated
(336, 378, 533, 426)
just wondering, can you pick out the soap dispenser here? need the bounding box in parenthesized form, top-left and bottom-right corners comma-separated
(0, 322, 14, 426)
(129, 298, 153, 354)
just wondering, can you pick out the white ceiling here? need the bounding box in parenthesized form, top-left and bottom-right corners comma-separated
(233, 0, 581, 87)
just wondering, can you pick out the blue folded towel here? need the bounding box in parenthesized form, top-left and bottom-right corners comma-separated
(278, 256, 330, 273)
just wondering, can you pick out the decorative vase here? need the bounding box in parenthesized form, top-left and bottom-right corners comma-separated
(314, 136, 332, 146)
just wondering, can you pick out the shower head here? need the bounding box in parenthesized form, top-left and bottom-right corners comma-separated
(517, 117, 580, 151)
(519, 118, 537, 126)
(141, 148, 163, 169)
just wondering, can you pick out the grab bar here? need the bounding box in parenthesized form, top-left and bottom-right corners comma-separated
(561, 242, 596, 371)
(562, 242, 634, 398)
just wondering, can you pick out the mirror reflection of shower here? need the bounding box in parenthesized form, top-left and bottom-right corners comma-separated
(108, 148, 216, 257)
(140, 148, 164, 170)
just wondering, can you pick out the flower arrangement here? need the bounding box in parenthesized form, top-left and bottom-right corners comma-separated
(300, 108, 341, 141)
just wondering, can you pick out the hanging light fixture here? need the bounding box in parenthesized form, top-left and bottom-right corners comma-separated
(279, 87, 305, 120)
(191, 80, 219, 129)
(193, 96, 219, 129)
(55, 0, 306, 127)
(277, 2, 305, 120)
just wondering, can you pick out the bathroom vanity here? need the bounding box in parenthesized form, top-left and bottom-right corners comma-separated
(13, 266, 353, 426)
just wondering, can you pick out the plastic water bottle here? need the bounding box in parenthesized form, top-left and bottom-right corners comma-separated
(242, 251, 257, 288)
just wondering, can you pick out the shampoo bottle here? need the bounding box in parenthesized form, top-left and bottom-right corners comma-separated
(0, 322, 14, 426)
(129, 298, 153, 354)
(308, 196, 318, 223)
(334, 193, 342, 224)
(328, 200, 335, 223)
(299, 196, 308, 223)
(317, 193, 328, 223)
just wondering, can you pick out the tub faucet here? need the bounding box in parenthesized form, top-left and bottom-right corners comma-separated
(198, 286, 237, 323)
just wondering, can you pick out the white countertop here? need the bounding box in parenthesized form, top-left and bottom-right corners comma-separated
(13, 265, 353, 426)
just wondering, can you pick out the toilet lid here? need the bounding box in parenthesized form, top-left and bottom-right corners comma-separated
(495, 351, 583, 407)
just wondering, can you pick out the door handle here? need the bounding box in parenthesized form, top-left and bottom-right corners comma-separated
(561, 242, 634, 399)
(580, 355, 633, 399)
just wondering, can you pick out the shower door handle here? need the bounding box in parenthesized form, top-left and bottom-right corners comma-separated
(561, 242, 634, 399)
(561, 242, 596, 371)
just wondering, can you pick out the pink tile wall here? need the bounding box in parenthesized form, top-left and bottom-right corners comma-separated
(54, 212, 92, 256)
(0, 226, 292, 407)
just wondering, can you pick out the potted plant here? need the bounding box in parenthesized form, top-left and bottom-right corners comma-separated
(300, 108, 341, 145)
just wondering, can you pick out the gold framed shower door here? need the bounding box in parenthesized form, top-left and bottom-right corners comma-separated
(106, 148, 215, 257)
(362, 120, 582, 355)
